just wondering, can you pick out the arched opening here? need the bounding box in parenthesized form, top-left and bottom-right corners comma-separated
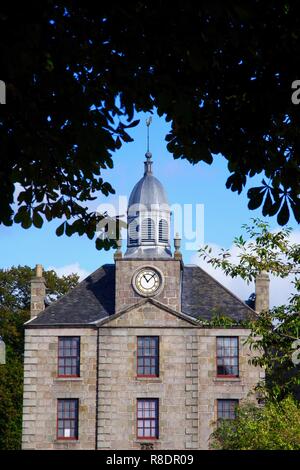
(128, 219, 139, 245)
(158, 219, 168, 244)
(141, 218, 155, 242)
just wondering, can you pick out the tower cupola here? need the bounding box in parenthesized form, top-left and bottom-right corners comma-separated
(125, 150, 171, 259)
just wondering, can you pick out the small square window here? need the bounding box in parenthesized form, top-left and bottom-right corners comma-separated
(217, 399, 238, 420)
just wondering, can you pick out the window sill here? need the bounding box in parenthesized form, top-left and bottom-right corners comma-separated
(54, 440, 79, 444)
(135, 377, 162, 383)
(54, 377, 83, 382)
(213, 377, 241, 383)
(135, 439, 159, 443)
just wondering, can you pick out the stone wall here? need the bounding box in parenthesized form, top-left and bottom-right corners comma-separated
(22, 328, 97, 450)
(115, 259, 182, 312)
(97, 306, 196, 450)
(22, 308, 263, 450)
(97, 303, 262, 450)
(197, 328, 264, 449)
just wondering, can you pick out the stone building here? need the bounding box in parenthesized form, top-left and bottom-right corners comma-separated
(22, 150, 266, 450)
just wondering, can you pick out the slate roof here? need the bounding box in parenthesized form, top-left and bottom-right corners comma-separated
(27, 264, 115, 327)
(26, 263, 255, 328)
(181, 265, 255, 321)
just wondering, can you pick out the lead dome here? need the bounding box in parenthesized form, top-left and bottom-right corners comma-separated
(125, 151, 172, 259)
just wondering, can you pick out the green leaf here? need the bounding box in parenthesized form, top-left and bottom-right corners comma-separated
(56, 222, 65, 237)
(65, 222, 73, 237)
(95, 238, 104, 250)
(290, 199, 300, 223)
(14, 206, 28, 224)
(115, 137, 122, 149)
(32, 211, 43, 228)
(268, 195, 282, 217)
(247, 187, 266, 210)
(262, 191, 273, 217)
(121, 131, 134, 143)
(20, 208, 32, 229)
(124, 119, 140, 129)
(277, 199, 290, 226)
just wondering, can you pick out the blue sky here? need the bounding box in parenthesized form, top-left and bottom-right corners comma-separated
(0, 110, 298, 306)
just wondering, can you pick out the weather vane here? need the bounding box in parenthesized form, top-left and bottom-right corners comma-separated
(146, 116, 152, 154)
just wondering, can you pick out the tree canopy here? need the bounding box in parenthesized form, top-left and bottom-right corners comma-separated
(200, 219, 300, 399)
(203, 220, 300, 449)
(0, 265, 78, 449)
(1, 2, 300, 249)
(199, 218, 300, 282)
(211, 396, 300, 450)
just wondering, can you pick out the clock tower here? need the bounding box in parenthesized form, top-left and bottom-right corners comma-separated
(114, 150, 182, 313)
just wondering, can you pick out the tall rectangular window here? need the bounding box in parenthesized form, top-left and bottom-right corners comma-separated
(137, 336, 159, 377)
(217, 399, 238, 420)
(216, 337, 239, 377)
(137, 399, 159, 439)
(58, 337, 80, 377)
(57, 399, 79, 440)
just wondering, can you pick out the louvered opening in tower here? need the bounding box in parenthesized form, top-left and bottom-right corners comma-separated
(128, 220, 139, 245)
(141, 218, 155, 242)
(158, 219, 168, 244)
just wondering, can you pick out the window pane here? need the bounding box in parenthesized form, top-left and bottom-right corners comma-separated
(217, 399, 238, 420)
(137, 337, 159, 376)
(57, 399, 78, 440)
(137, 399, 158, 439)
(216, 337, 239, 376)
(58, 337, 80, 376)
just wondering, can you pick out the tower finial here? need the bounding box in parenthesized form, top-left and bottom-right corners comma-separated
(146, 116, 152, 157)
(144, 116, 153, 174)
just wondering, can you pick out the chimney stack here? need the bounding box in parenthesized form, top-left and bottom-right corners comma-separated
(255, 271, 270, 313)
(30, 264, 46, 318)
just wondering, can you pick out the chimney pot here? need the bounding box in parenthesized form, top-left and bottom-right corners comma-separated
(30, 264, 46, 318)
(36, 264, 43, 277)
(255, 271, 270, 313)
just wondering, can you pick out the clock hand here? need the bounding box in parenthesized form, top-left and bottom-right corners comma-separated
(143, 274, 151, 283)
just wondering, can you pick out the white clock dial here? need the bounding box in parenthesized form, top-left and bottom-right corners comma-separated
(133, 268, 162, 296)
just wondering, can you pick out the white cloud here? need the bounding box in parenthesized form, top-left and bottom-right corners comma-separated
(189, 244, 253, 305)
(189, 230, 300, 308)
(47, 262, 90, 281)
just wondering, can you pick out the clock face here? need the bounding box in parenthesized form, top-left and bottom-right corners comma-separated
(133, 268, 162, 296)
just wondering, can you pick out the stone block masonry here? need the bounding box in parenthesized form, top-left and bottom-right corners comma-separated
(22, 312, 262, 449)
(22, 328, 97, 450)
(115, 259, 182, 312)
